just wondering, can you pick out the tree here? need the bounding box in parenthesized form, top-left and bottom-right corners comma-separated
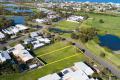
(99, 19, 104, 23)
(92, 72, 99, 78)
(100, 52, 106, 58)
(79, 28, 98, 43)
(25, 43, 33, 50)
(71, 33, 79, 39)
(2, 47, 7, 51)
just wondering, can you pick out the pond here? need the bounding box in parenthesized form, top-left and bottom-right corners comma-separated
(3, 4, 18, 7)
(49, 28, 73, 33)
(5, 8, 33, 13)
(3, 3, 33, 13)
(9, 16, 25, 25)
(98, 34, 120, 51)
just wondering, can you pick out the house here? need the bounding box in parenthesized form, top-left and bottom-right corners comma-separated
(74, 62, 94, 75)
(0, 32, 5, 40)
(67, 15, 84, 23)
(31, 41, 45, 49)
(35, 19, 48, 23)
(2, 24, 28, 35)
(36, 37, 51, 44)
(15, 24, 28, 31)
(0, 51, 11, 63)
(24, 32, 51, 49)
(2, 26, 19, 35)
(30, 32, 39, 38)
(12, 44, 34, 62)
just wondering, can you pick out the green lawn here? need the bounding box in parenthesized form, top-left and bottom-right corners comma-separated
(40, 46, 77, 63)
(54, 20, 80, 31)
(34, 41, 69, 56)
(85, 40, 120, 67)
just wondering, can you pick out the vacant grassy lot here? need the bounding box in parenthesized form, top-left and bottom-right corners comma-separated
(39, 46, 77, 63)
(34, 41, 70, 56)
(35, 41, 80, 64)
(54, 20, 80, 31)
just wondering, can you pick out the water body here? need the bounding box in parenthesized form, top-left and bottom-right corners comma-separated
(98, 34, 120, 51)
(3, 4, 33, 13)
(3, 4, 18, 7)
(66, 0, 120, 3)
(9, 16, 25, 25)
(5, 8, 33, 13)
(49, 28, 73, 33)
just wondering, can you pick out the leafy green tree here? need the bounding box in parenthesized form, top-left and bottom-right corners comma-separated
(99, 19, 104, 23)
(100, 52, 106, 58)
(79, 28, 98, 43)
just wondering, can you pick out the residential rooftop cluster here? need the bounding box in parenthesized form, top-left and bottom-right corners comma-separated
(0, 31, 52, 72)
(38, 61, 97, 80)
(2, 24, 28, 35)
(0, 24, 28, 40)
(38, 2, 120, 13)
(24, 31, 51, 49)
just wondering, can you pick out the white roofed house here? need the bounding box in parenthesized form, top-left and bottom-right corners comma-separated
(67, 15, 84, 23)
(74, 62, 94, 76)
(15, 24, 29, 31)
(30, 32, 39, 38)
(12, 44, 34, 63)
(35, 19, 46, 23)
(0, 51, 11, 63)
(31, 41, 45, 49)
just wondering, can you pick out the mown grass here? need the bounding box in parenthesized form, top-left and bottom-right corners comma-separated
(40, 46, 77, 63)
(34, 41, 69, 56)
(54, 20, 80, 31)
